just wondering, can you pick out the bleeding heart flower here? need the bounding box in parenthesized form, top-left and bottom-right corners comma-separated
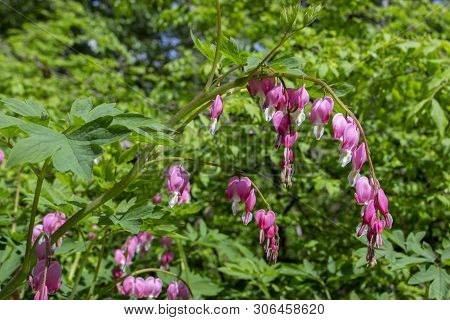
(348, 143, 367, 186)
(354, 176, 374, 205)
(167, 281, 179, 300)
(264, 84, 284, 121)
(166, 164, 190, 208)
(209, 95, 223, 135)
(310, 97, 334, 140)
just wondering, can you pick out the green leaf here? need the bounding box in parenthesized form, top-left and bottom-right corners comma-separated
(441, 247, 450, 263)
(70, 98, 93, 121)
(190, 273, 222, 298)
(430, 99, 448, 137)
(7, 126, 63, 166)
(67, 116, 129, 145)
(408, 265, 438, 285)
(190, 30, 215, 62)
(0, 113, 27, 129)
(7, 118, 125, 180)
(429, 268, 449, 300)
(407, 99, 429, 120)
(1, 98, 48, 118)
(111, 113, 170, 132)
(85, 103, 122, 122)
(329, 82, 355, 97)
(220, 35, 248, 65)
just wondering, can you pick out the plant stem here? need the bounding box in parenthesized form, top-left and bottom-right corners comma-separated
(69, 239, 97, 299)
(11, 165, 22, 233)
(204, 0, 222, 91)
(251, 181, 271, 210)
(175, 238, 191, 290)
(86, 229, 108, 299)
(24, 158, 51, 267)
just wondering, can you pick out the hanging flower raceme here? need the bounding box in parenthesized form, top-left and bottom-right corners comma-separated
(225, 176, 256, 225)
(29, 260, 62, 300)
(114, 232, 153, 270)
(255, 210, 280, 263)
(225, 176, 279, 263)
(165, 164, 190, 208)
(118, 276, 164, 299)
(28, 211, 67, 299)
(209, 95, 223, 135)
(354, 177, 393, 266)
(310, 96, 334, 140)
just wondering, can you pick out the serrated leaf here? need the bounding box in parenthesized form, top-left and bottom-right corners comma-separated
(190, 30, 215, 62)
(190, 273, 222, 298)
(1, 98, 48, 117)
(111, 113, 170, 132)
(67, 116, 129, 145)
(70, 98, 93, 120)
(8, 117, 127, 180)
(220, 35, 248, 65)
(0, 113, 27, 129)
(85, 103, 122, 122)
(408, 265, 438, 284)
(429, 268, 449, 300)
(430, 99, 448, 137)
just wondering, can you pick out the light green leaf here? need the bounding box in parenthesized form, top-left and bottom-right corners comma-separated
(430, 99, 448, 137)
(429, 268, 449, 300)
(67, 116, 129, 145)
(70, 98, 93, 121)
(408, 265, 438, 285)
(1, 98, 48, 117)
(190, 30, 215, 62)
(85, 103, 122, 122)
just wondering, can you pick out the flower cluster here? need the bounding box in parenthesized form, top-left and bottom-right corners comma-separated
(167, 280, 190, 300)
(0, 148, 4, 165)
(248, 78, 314, 187)
(226, 176, 279, 262)
(355, 178, 393, 266)
(29, 211, 66, 299)
(225, 176, 256, 225)
(117, 276, 163, 299)
(255, 210, 279, 263)
(332, 113, 393, 265)
(114, 231, 154, 272)
(165, 164, 191, 208)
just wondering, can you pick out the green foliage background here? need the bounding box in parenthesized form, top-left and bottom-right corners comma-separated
(0, 0, 449, 299)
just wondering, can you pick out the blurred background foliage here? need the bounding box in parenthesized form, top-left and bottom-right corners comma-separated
(0, 0, 449, 299)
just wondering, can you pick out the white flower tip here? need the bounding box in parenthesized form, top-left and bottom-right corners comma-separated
(231, 201, 239, 216)
(168, 193, 179, 208)
(209, 119, 218, 135)
(347, 170, 360, 187)
(339, 150, 352, 167)
(313, 125, 324, 140)
(241, 212, 253, 225)
(296, 110, 306, 126)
